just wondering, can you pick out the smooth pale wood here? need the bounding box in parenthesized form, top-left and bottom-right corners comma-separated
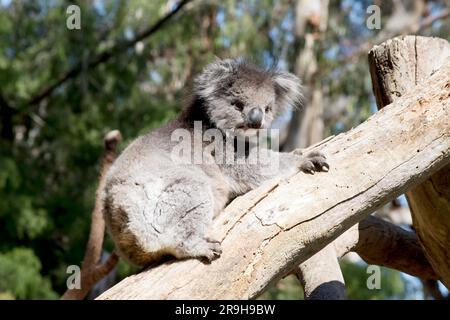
(98, 58, 450, 300)
(295, 244, 346, 300)
(369, 35, 450, 288)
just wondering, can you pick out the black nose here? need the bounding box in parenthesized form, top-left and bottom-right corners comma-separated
(247, 108, 263, 128)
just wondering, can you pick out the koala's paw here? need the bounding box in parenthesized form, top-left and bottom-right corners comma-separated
(199, 237, 222, 263)
(299, 151, 329, 174)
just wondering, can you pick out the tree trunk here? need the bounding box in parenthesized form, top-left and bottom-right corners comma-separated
(369, 35, 450, 288)
(98, 57, 450, 299)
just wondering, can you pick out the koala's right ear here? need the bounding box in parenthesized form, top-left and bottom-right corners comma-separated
(271, 71, 303, 115)
(194, 58, 237, 100)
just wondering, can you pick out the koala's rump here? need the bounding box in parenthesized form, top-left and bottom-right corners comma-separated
(103, 164, 216, 267)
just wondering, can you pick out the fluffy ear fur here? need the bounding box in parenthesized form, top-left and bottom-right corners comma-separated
(194, 58, 237, 100)
(194, 58, 302, 116)
(271, 71, 303, 115)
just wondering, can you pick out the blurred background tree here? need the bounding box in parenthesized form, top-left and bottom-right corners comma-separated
(0, 0, 448, 299)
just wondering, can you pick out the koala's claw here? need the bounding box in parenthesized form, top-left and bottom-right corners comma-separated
(200, 238, 222, 262)
(300, 160, 316, 174)
(299, 151, 329, 174)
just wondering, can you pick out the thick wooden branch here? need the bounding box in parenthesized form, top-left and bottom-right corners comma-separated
(369, 35, 450, 288)
(62, 130, 122, 300)
(98, 55, 450, 300)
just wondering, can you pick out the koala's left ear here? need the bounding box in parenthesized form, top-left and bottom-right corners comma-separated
(271, 71, 303, 114)
(194, 58, 237, 100)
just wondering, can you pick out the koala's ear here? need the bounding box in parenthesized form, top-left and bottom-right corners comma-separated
(194, 58, 237, 100)
(271, 71, 303, 114)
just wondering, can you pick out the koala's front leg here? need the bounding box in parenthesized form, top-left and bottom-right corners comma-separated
(292, 150, 329, 174)
(228, 148, 330, 194)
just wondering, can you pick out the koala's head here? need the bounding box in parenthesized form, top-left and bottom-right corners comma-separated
(193, 58, 302, 136)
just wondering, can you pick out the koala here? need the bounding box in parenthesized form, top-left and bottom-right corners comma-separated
(103, 58, 329, 267)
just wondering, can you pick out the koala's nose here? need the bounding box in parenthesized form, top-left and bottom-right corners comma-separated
(247, 108, 264, 128)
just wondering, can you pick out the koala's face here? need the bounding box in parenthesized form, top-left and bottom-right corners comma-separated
(194, 59, 302, 137)
(208, 74, 277, 137)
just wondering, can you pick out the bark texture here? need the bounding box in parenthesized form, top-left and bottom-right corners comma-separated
(369, 35, 450, 288)
(98, 57, 450, 299)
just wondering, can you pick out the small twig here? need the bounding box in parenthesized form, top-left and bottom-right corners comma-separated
(61, 130, 122, 300)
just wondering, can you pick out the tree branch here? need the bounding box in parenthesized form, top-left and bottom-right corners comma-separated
(294, 35, 448, 301)
(295, 213, 437, 300)
(27, 0, 192, 107)
(295, 245, 346, 300)
(98, 56, 450, 299)
(369, 35, 450, 288)
(61, 130, 122, 300)
(335, 215, 438, 280)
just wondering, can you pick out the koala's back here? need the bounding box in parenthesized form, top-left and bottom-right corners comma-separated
(103, 120, 222, 266)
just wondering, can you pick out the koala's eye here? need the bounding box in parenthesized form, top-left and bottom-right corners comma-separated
(265, 105, 272, 113)
(231, 99, 244, 111)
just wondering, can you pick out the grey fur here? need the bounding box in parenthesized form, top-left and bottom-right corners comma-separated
(103, 58, 329, 267)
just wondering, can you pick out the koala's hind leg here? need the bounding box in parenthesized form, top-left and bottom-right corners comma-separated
(155, 176, 222, 262)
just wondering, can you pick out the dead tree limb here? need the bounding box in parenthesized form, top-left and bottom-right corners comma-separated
(61, 130, 122, 300)
(369, 35, 450, 288)
(98, 56, 450, 299)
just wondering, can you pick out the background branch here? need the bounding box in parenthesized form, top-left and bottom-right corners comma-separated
(61, 130, 122, 300)
(27, 0, 192, 107)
